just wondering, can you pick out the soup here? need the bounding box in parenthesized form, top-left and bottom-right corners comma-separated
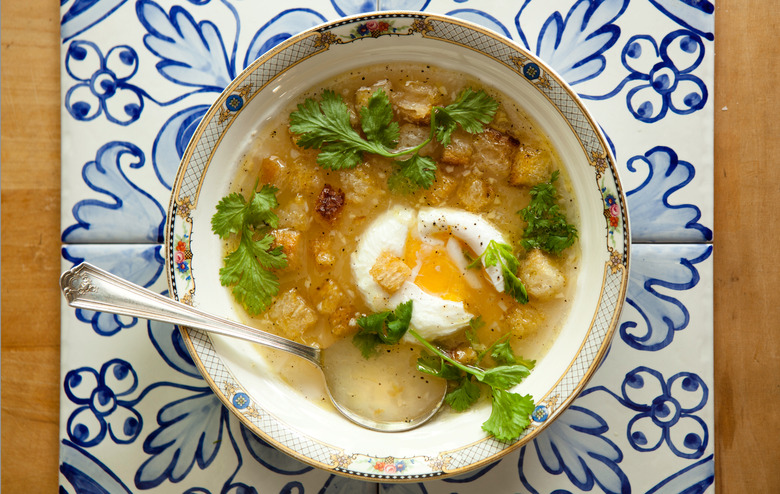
(221, 63, 580, 416)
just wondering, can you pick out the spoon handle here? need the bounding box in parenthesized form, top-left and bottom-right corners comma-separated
(60, 262, 321, 365)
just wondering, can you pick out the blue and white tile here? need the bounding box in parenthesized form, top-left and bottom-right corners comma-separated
(60, 0, 713, 244)
(60, 0, 367, 243)
(412, 0, 714, 243)
(59, 0, 716, 492)
(60, 243, 714, 492)
(60, 244, 374, 493)
(380, 243, 714, 493)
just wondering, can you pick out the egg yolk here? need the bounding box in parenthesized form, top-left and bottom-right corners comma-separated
(403, 234, 473, 302)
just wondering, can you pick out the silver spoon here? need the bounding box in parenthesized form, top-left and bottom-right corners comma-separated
(60, 262, 446, 432)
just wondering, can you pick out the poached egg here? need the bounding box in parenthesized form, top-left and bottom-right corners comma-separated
(351, 205, 509, 341)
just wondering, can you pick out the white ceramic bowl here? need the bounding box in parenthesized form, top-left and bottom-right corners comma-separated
(165, 12, 630, 481)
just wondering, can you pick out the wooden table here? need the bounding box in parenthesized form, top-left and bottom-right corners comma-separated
(2, 0, 778, 491)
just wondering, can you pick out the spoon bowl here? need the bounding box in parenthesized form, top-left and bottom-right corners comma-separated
(60, 262, 447, 432)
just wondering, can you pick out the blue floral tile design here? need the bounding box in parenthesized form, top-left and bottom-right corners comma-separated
(60, 243, 713, 492)
(60, 0, 714, 492)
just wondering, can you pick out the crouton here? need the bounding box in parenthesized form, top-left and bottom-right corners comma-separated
(456, 174, 493, 212)
(441, 131, 473, 167)
(313, 279, 346, 315)
(395, 81, 442, 124)
(395, 123, 437, 156)
(370, 251, 411, 293)
(259, 156, 285, 185)
(339, 163, 384, 203)
(519, 249, 565, 300)
(506, 304, 545, 338)
(451, 344, 479, 366)
(356, 79, 393, 109)
(488, 107, 515, 136)
(270, 229, 301, 270)
(311, 279, 357, 338)
(328, 306, 357, 338)
(277, 194, 312, 232)
(311, 234, 336, 268)
(422, 173, 457, 205)
(261, 156, 323, 196)
(268, 288, 318, 339)
(472, 128, 519, 178)
(509, 146, 551, 187)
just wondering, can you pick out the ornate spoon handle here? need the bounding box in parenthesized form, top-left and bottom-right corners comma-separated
(59, 262, 320, 365)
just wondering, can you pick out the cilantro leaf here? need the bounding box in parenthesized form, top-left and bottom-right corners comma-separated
(353, 301, 413, 358)
(245, 184, 281, 227)
(502, 269, 528, 305)
(360, 89, 399, 149)
(468, 240, 528, 304)
(211, 186, 287, 315)
(219, 234, 284, 314)
(211, 192, 251, 237)
(435, 88, 499, 146)
(519, 170, 578, 254)
(445, 376, 481, 412)
(490, 336, 518, 366)
(289, 90, 386, 170)
(316, 143, 365, 170)
(482, 389, 535, 442)
(388, 154, 437, 192)
(479, 363, 533, 390)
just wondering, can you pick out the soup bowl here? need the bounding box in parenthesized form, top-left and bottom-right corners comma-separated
(165, 11, 629, 481)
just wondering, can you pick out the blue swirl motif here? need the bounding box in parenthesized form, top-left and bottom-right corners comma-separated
(64, 359, 143, 448)
(60, 439, 134, 494)
(61, 0, 130, 42)
(582, 29, 708, 123)
(141, 1, 328, 189)
(62, 245, 165, 335)
(620, 244, 712, 351)
(240, 427, 314, 476)
(135, 390, 226, 489)
(583, 367, 710, 460)
(62, 141, 166, 244)
(64, 41, 144, 124)
(444, 8, 513, 39)
(519, 406, 630, 494)
(147, 318, 200, 378)
(137, 0, 235, 91)
(152, 104, 210, 190)
(515, 0, 629, 85)
(626, 146, 712, 242)
(648, 0, 714, 41)
(646, 454, 714, 493)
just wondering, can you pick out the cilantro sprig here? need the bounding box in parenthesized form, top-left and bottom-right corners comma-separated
(354, 302, 536, 441)
(519, 170, 578, 254)
(410, 327, 536, 441)
(211, 184, 287, 315)
(467, 240, 528, 304)
(289, 87, 498, 191)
